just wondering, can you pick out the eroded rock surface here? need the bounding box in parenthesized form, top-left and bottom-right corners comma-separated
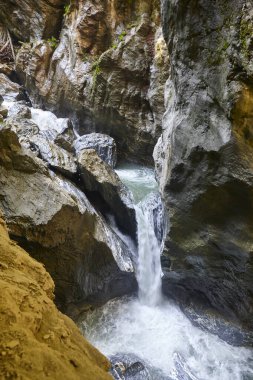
(156, 0, 253, 328)
(13, 0, 169, 163)
(78, 149, 136, 239)
(74, 133, 117, 167)
(0, 122, 136, 319)
(0, 214, 111, 380)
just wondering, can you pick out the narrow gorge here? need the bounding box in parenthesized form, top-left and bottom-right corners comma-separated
(0, 1, 253, 379)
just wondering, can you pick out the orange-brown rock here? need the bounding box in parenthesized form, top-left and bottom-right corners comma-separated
(0, 213, 112, 380)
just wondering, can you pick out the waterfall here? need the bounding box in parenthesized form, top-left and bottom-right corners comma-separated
(81, 163, 253, 380)
(135, 202, 162, 306)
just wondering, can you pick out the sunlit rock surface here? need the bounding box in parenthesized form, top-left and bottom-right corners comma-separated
(0, 214, 111, 380)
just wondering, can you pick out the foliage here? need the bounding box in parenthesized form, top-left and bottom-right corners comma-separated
(64, 4, 71, 16)
(47, 37, 59, 49)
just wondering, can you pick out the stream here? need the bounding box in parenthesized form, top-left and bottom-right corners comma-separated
(81, 163, 253, 380)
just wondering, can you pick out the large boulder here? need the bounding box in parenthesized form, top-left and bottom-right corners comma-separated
(74, 133, 117, 167)
(78, 149, 137, 240)
(5, 116, 78, 179)
(0, 123, 136, 319)
(0, 214, 111, 380)
(156, 0, 253, 329)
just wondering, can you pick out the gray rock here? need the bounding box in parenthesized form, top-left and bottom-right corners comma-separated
(0, 73, 22, 101)
(139, 192, 167, 247)
(15, 2, 169, 164)
(78, 149, 136, 240)
(74, 133, 117, 167)
(157, 0, 253, 328)
(8, 101, 32, 119)
(5, 116, 77, 179)
(0, 123, 136, 319)
(31, 108, 76, 152)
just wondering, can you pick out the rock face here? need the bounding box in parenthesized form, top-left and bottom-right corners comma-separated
(74, 133, 117, 167)
(0, 214, 111, 380)
(0, 122, 136, 319)
(13, 0, 169, 163)
(0, 0, 64, 41)
(78, 149, 136, 239)
(156, 0, 253, 328)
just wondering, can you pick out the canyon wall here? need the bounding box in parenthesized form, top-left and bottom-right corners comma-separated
(6, 0, 169, 163)
(157, 0, 253, 329)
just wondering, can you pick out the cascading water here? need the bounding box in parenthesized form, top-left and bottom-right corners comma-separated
(135, 202, 162, 306)
(81, 163, 253, 380)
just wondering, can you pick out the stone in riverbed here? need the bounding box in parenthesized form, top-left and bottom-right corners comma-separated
(74, 133, 117, 168)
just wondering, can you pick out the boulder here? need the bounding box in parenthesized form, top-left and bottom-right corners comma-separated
(74, 133, 117, 167)
(0, 123, 136, 319)
(5, 117, 77, 179)
(8, 101, 32, 119)
(31, 108, 76, 152)
(0, 214, 111, 380)
(0, 73, 24, 101)
(78, 149, 136, 240)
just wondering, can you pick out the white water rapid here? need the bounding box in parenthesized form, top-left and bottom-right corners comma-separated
(81, 163, 253, 380)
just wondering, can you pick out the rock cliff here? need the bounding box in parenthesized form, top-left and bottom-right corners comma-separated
(157, 0, 253, 329)
(0, 214, 111, 379)
(12, 0, 169, 163)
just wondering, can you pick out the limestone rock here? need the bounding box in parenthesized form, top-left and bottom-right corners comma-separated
(0, 73, 24, 101)
(78, 149, 136, 240)
(0, 0, 64, 41)
(74, 133, 117, 167)
(15, 1, 169, 164)
(5, 117, 77, 179)
(0, 214, 111, 380)
(0, 123, 136, 318)
(157, 0, 253, 328)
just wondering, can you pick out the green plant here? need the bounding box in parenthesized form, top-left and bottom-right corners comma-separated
(64, 4, 71, 16)
(118, 30, 126, 42)
(47, 37, 59, 49)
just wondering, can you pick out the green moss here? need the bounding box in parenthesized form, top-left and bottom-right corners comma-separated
(64, 4, 71, 16)
(47, 37, 58, 50)
(118, 30, 127, 42)
(91, 60, 102, 96)
(240, 19, 253, 59)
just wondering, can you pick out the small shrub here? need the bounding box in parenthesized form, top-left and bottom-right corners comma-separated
(64, 4, 71, 16)
(47, 37, 59, 49)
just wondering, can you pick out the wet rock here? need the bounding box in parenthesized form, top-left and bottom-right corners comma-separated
(110, 353, 170, 380)
(5, 116, 77, 179)
(15, 1, 169, 163)
(157, 0, 253, 329)
(0, 106, 8, 118)
(139, 192, 167, 246)
(0, 73, 23, 101)
(0, 94, 3, 105)
(0, 123, 136, 318)
(78, 149, 136, 240)
(0, 0, 64, 41)
(31, 108, 76, 152)
(74, 133, 117, 167)
(8, 101, 32, 119)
